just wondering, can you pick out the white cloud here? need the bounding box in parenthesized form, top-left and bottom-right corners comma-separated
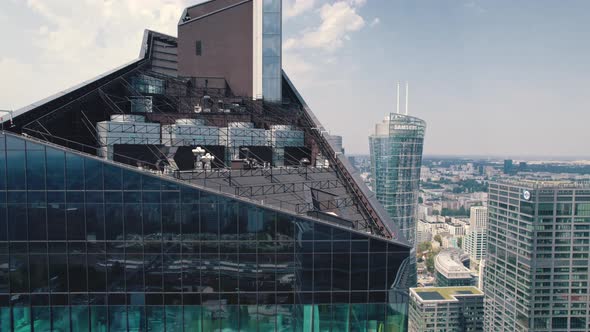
(348, 0, 367, 7)
(25, 0, 185, 66)
(284, 0, 316, 18)
(284, 1, 366, 51)
(463, 1, 486, 14)
(370, 17, 380, 27)
(0, 57, 50, 109)
(283, 54, 315, 77)
(0, 0, 189, 108)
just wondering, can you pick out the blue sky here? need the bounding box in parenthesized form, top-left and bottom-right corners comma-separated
(1, 0, 589, 157)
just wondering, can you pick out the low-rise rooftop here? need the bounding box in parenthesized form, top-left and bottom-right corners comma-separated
(411, 286, 483, 302)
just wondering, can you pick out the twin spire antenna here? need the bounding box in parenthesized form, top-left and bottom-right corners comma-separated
(396, 81, 409, 115)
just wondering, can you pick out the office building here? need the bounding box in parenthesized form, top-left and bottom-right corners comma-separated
(408, 286, 484, 332)
(464, 206, 488, 262)
(434, 249, 474, 287)
(503, 159, 513, 175)
(485, 179, 590, 331)
(0, 1, 413, 331)
(369, 85, 426, 289)
(369, 112, 426, 246)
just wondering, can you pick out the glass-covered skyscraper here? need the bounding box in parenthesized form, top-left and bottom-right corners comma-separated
(0, 1, 413, 330)
(369, 114, 426, 246)
(485, 180, 590, 332)
(0, 132, 409, 331)
(260, 0, 282, 101)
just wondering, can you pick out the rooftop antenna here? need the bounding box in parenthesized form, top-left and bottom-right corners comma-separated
(405, 81, 409, 115)
(396, 81, 400, 114)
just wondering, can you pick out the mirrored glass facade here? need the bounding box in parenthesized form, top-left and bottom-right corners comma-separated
(262, 0, 282, 102)
(0, 132, 410, 331)
(369, 114, 426, 246)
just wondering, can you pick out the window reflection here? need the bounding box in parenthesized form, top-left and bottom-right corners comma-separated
(0, 133, 410, 330)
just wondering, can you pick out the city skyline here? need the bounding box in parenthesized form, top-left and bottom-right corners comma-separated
(2, 0, 590, 157)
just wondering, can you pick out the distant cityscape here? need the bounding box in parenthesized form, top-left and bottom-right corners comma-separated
(347, 153, 590, 331)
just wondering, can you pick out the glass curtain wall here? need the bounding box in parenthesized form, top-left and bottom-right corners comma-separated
(369, 114, 426, 246)
(0, 133, 409, 331)
(262, 0, 282, 102)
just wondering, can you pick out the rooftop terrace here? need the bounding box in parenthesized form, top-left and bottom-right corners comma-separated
(411, 286, 483, 302)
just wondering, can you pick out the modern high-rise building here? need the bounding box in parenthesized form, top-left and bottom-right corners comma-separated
(408, 286, 484, 332)
(0, 1, 414, 331)
(503, 159, 514, 175)
(464, 206, 488, 262)
(369, 113, 426, 246)
(370, 110, 426, 289)
(485, 179, 590, 331)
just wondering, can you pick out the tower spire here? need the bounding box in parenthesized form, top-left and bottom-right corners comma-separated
(396, 81, 400, 114)
(405, 81, 409, 115)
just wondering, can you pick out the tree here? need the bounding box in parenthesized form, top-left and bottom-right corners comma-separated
(417, 241, 432, 254)
(425, 255, 435, 273)
(434, 234, 442, 246)
(457, 237, 463, 248)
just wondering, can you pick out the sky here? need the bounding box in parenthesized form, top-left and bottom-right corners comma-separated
(1, 0, 589, 157)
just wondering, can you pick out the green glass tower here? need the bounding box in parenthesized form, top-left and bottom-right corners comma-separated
(369, 113, 426, 246)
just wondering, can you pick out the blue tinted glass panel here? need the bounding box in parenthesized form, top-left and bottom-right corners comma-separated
(66, 203, 85, 240)
(109, 306, 127, 332)
(0, 148, 6, 191)
(13, 307, 31, 332)
(146, 306, 165, 331)
(103, 164, 122, 190)
(263, 78, 281, 101)
(263, 13, 281, 34)
(10, 254, 29, 293)
(263, 35, 280, 57)
(124, 203, 142, 240)
(86, 204, 105, 241)
(8, 204, 27, 240)
(123, 170, 141, 190)
(90, 306, 108, 332)
(26, 149, 45, 190)
(29, 254, 49, 293)
(263, 56, 280, 79)
(87, 254, 107, 292)
(84, 158, 103, 190)
(263, 0, 280, 12)
(128, 306, 145, 331)
(71, 306, 90, 331)
(32, 306, 51, 332)
(47, 203, 66, 240)
(48, 254, 68, 292)
(0, 255, 8, 293)
(45, 148, 65, 190)
(0, 204, 5, 242)
(66, 153, 84, 190)
(6, 135, 25, 150)
(69, 254, 87, 292)
(28, 203, 47, 241)
(6, 150, 25, 190)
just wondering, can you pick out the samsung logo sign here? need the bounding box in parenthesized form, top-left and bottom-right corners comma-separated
(393, 125, 418, 130)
